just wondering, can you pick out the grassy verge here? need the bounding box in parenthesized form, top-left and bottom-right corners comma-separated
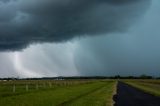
(124, 80, 160, 97)
(62, 81, 116, 106)
(0, 80, 116, 106)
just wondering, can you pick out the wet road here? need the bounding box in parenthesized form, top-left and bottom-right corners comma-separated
(114, 82, 160, 106)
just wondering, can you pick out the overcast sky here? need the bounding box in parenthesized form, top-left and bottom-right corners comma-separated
(0, 0, 160, 78)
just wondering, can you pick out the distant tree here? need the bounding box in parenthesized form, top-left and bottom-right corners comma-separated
(114, 75, 121, 79)
(139, 74, 153, 79)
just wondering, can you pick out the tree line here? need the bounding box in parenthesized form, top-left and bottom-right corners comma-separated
(0, 74, 159, 80)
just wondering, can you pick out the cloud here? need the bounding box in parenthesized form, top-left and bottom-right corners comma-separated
(74, 0, 160, 76)
(1, 0, 160, 78)
(0, 53, 17, 78)
(0, 0, 151, 51)
(12, 43, 78, 77)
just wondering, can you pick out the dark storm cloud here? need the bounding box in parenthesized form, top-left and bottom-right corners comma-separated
(74, 34, 160, 77)
(0, 0, 150, 51)
(74, 0, 160, 76)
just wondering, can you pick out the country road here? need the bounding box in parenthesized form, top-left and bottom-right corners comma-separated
(114, 82, 160, 106)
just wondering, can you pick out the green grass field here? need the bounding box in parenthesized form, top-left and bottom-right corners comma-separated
(124, 79, 160, 97)
(0, 80, 116, 106)
(1, 79, 160, 106)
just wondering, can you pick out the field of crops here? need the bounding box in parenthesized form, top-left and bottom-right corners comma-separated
(0, 80, 116, 106)
(124, 79, 160, 97)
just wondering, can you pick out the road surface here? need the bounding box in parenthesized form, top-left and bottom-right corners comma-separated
(114, 82, 160, 106)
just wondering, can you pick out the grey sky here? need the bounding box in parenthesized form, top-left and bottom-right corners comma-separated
(74, 0, 160, 76)
(0, 0, 150, 51)
(0, 0, 160, 77)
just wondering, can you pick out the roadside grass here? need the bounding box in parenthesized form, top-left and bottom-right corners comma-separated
(61, 81, 117, 106)
(0, 80, 116, 106)
(124, 80, 160, 97)
(0, 80, 93, 98)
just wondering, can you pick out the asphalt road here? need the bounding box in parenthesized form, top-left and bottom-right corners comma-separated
(114, 82, 160, 106)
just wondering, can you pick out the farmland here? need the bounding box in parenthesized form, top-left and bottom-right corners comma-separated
(1, 79, 160, 106)
(0, 80, 116, 106)
(124, 79, 160, 97)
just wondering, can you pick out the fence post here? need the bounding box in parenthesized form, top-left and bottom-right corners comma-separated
(13, 84, 16, 93)
(43, 83, 46, 88)
(49, 82, 52, 88)
(36, 84, 39, 90)
(26, 84, 28, 92)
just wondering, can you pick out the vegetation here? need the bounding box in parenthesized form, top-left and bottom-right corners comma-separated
(62, 81, 117, 106)
(1, 78, 159, 106)
(0, 74, 155, 81)
(124, 79, 160, 97)
(0, 80, 116, 106)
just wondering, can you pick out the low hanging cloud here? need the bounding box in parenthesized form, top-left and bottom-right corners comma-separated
(0, 0, 151, 51)
(74, 0, 160, 76)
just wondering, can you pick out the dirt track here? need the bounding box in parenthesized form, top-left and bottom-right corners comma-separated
(114, 82, 160, 106)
